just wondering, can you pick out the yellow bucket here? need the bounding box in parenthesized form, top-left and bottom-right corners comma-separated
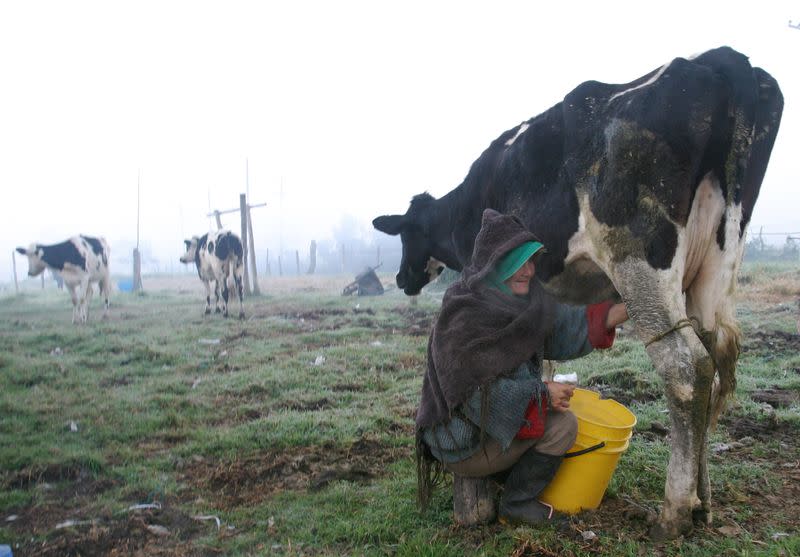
(539, 388, 637, 514)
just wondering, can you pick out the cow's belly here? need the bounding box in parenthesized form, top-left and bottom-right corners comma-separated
(541, 256, 617, 305)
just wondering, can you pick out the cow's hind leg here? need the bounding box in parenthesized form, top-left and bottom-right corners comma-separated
(84, 283, 94, 322)
(214, 280, 223, 314)
(613, 259, 714, 540)
(67, 283, 80, 324)
(220, 269, 231, 318)
(100, 273, 110, 319)
(685, 249, 743, 525)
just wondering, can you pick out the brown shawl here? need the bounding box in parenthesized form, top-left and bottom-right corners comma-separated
(416, 209, 556, 506)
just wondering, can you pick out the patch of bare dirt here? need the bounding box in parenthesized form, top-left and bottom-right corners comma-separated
(719, 414, 796, 444)
(275, 397, 334, 412)
(21, 505, 219, 557)
(750, 388, 800, 408)
(741, 329, 800, 355)
(179, 437, 411, 508)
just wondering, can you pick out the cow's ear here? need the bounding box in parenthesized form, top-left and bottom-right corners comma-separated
(373, 215, 405, 235)
(15, 247, 27, 255)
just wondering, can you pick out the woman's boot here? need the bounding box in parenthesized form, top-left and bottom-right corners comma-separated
(498, 449, 563, 525)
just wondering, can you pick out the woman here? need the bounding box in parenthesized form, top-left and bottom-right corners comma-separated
(416, 208, 628, 525)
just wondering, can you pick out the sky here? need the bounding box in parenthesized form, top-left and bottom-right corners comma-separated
(2, 1, 799, 282)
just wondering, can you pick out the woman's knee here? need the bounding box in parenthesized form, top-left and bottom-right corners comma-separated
(537, 410, 578, 455)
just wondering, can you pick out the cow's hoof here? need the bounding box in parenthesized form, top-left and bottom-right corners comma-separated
(692, 507, 712, 526)
(238, 312, 245, 320)
(204, 309, 211, 315)
(215, 308, 222, 314)
(649, 518, 692, 541)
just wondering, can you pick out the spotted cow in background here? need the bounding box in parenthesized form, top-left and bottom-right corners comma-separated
(16, 235, 111, 323)
(180, 230, 245, 319)
(373, 47, 783, 538)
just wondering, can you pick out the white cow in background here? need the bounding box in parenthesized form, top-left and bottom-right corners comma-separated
(16, 235, 111, 323)
(180, 230, 245, 319)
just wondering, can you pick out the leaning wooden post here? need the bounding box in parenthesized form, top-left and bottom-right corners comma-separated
(453, 475, 497, 526)
(239, 194, 251, 295)
(246, 204, 260, 295)
(213, 210, 223, 230)
(12, 251, 19, 294)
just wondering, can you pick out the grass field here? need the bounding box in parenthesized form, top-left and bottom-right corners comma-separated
(1, 264, 799, 556)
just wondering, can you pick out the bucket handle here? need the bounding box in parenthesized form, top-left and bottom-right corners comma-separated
(563, 441, 606, 458)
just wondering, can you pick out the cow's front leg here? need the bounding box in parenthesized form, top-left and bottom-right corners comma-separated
(202, 280, 212, 315)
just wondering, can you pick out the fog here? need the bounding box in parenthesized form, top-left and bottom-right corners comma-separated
(3, 1, 799, 285)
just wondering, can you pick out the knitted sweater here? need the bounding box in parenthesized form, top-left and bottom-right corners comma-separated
(422, 302, 601, 463)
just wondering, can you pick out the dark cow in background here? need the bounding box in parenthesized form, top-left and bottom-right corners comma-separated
(180, 230, 245, 319)
(374, 47, 783, 539)
(16, 235, 111, 323)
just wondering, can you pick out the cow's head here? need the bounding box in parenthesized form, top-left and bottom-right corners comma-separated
(373, 193, 448, 295)
(15, 244, 47, 277)
(180, 237, 200, 264)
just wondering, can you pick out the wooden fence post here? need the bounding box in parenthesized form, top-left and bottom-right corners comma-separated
(133, 248, 143, 292)
(307, 240, 316, 274)
(12, 251, 19, 294)
(278, 255, 283, 276)
(295, 250, 300, 275)
(247, 204, 260, 295)
(239, 194, 251, 295)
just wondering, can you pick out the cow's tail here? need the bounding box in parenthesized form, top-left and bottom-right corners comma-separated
(698, 319, 740, 430)
(702, 53, 783, 429)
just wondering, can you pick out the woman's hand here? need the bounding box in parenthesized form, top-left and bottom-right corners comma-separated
(606, 303, 629, 329)
(545, 381, 575, 412)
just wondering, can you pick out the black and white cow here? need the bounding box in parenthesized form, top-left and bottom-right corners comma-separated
(16, 235, 111, 323)
(180, 230, 245, 319)
(373, 47, 783, 539)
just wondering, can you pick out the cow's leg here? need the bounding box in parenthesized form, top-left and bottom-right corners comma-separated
(67, 283, 80, 324)
(213, 280, 222, 314)
(85, 283, 94, 322)
(234, 262, 245, 320)
(100, 273, 110, 318)
(77, 277, 91, 323)
(202, 280, 212, 315)
(613, 259, 714, 540)
(220, 269, 231, 318)
(684, 246, 743, 525)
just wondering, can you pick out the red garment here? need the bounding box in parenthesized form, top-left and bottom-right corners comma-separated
(515, 396, 548, 439)
(587, 301, 616, 349)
